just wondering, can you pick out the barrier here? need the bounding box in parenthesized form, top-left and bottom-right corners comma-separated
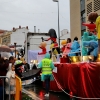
(15, 75, 22, 100)
(0, 76, 10, 100)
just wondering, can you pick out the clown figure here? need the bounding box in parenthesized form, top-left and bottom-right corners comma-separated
(38, 42, 47, 55)
(43, 29, 60, 59)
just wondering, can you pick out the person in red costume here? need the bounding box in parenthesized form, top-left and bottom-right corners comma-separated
(38, 42, 47, 55)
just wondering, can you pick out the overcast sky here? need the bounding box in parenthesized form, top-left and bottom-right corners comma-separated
(0, 0, 70, 33)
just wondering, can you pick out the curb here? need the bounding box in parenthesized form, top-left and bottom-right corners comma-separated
(22, 88, 42, 100)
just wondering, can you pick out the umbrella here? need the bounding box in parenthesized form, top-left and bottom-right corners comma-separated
(0, 45, 12, 52)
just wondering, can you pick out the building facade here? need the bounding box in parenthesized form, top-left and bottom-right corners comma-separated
(27, 32, 50, 50)
(70, 0, 100, 40)
(0, 30, 12, 45)
(70, 0, 81, 41)
(86, 0, 100, 21)
(10, 26, 29, 48)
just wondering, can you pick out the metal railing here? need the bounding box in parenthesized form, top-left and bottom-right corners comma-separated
(0, 76, 10, 100)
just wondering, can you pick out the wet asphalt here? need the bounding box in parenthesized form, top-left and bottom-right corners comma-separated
(23, 79, 71, 100)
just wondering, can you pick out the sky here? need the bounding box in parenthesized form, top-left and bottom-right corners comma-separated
(0, 0, 70, 33)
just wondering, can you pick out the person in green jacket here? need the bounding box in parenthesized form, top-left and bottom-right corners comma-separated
(38, 53, 55, 97)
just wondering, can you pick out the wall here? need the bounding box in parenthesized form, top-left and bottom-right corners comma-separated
(0, 31, 12, 45)
(27, 33, 50, 50)
(70, 0, 81, 41)
(86, 0, 100, 22)
(11, 27, 28, 48)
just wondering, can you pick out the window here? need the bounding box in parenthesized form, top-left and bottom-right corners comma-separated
(87, 2, 92, 15)
(80, 0, 85, 11)
(94, 0, 100, 12)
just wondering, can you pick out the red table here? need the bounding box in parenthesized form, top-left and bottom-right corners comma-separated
(50, 62, 100, 99)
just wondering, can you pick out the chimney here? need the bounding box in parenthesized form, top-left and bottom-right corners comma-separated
(13, 27, 15, 30)
(26, 26, 28, 29)
(19, 26, 21, 29)
(34, 26, 36, 33)
(38, 29, 40, 33)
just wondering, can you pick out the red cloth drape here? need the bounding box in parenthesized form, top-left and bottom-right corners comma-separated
(50, 62, 100, 99)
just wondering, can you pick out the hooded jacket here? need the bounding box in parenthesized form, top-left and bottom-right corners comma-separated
(38, 53, 55, 81)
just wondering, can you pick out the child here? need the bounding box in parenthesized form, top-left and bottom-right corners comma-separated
(5, 64, 16, 100)
(63, 38, 72, 57)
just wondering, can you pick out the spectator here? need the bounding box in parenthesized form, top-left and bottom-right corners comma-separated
(9, 56, 15, 66)
(0, 57, 9, 100)
(15, 60, 23, 78)
(23, 60, 30, 72)
(5, 65, 16, 100)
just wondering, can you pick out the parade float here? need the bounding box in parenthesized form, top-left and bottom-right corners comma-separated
(21, 12, 100, 99)
(41, 13, 100, 99)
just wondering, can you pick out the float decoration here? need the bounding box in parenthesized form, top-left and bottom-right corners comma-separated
(38, 42, 47, 55)
(61, 40, 67, 53)
(82, 23, 96, 34)
(88, 12, 100, 61)
(44, 28, 60, 55)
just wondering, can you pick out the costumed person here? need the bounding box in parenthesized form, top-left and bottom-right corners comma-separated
(81, 31, 97, 56)
(82, 40, 98, 61)
(63, 38, 72, 57)
(5, 64, 16, 100)
(38, 42, 47, 55)
(88, 12, 100, 57)
(69, 37, 80, 56)
(38, 53, 55, 97)
(15, 58, 23, 78)
(61, 40, 67, 53)
(43, 28, 60, 56)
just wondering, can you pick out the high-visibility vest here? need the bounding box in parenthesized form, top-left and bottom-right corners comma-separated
(42, 58, 52, 74)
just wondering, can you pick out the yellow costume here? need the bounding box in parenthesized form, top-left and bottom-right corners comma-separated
(50, 43, 58, 55)
(96, 16, 100, 39)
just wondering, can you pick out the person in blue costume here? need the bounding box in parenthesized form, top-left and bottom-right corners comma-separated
(38, 53, 55, 97)
(87, 41, 98, 55)
(91, 47, 98, 58)
(82, 31, 97, 56)
(69, 37, 80, 56)
(83, 40, 98, 61)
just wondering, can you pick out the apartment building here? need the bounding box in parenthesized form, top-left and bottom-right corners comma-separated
(70, 0, 100, 40)
(0, 30, 12, 45)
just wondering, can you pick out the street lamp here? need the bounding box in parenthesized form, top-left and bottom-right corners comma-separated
(14, 42, 17, 58)
(53, 0, 60, 47)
